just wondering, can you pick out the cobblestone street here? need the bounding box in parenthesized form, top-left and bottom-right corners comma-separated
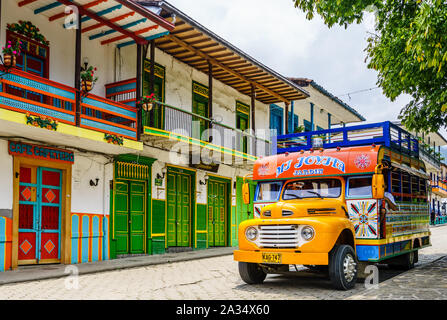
(0, 225, 446, 300)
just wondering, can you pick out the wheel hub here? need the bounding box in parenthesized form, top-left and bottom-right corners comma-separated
(343, 254, 357, 282)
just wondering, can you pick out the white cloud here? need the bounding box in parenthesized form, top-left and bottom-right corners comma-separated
(169, 0, 413, 126)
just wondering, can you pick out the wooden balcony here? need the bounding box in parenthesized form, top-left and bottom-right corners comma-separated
(105, 78, 271, 164)
(0, 67, 138, 143)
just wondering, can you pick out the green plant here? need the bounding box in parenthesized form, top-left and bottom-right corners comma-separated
(104, 133, 124, 145)
(7, 21, 49, 46)
(80, 65, 98, 83)
(25, 113, 58, 131)
(137, 93, 156, 106)
(294, 125, 305, 133)
(293, 1, 447, 133)
(2, 39, 21, 56)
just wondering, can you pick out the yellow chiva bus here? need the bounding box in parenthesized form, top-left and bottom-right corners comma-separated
(234, 122, 431, 290)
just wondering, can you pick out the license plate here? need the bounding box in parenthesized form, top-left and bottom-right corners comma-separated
(261, 252, 282, 264)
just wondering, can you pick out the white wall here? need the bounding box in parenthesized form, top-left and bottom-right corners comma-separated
(141, 144, 248, 202)
(118, 46, 272, 135)
(71, 152, 111, 215)
(1, 2, 273, 137)
(1, 2, 119, 97)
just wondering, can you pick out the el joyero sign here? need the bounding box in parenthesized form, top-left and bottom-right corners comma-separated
(8, 141, 74, 164)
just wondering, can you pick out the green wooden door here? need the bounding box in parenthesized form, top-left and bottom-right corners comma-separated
(237, 114, 249, 154)
(236, 102, 250, 154)
(129, 181, 146, 253)
(192, 83, 209, 141)
(142, 61, 165, 129)
(167, 171, 191, 247)
(114, 180, 130, 255)
(208, 179, 227, 247)
(114, 179, 146, 255)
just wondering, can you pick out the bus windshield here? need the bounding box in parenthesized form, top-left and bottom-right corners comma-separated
(282, 179, 342, 200)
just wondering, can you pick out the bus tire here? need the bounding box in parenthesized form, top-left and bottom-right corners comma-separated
(304, 265, 329, 272)
(238, 262, 267, 284)
(388, 251, 415, 270)
(329, 245, 358, 290)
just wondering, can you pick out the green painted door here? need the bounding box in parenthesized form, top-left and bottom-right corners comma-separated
(129, 181, 146, 253)
(192, 83, 209, 141)
(208, 179, 227, 247)
(167, 171, 191, 247)
(236, 102, 250, 154)
(142, 60, 165, 129)
(114, 179, 146, 255)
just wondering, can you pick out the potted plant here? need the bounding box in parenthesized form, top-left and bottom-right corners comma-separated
(2, 39, 21, 67)
(294, 125, 305, 133)
(137, 93, 156, 111)
(80, 65, 98, 92)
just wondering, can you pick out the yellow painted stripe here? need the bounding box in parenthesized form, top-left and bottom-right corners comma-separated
(356, 231, 430, 245)
(0, 108, 143, 150)
(144, 126, 258, 161)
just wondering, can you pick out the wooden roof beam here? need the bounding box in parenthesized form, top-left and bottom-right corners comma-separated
(49, 0, 108, 21)
(165, 34, 290, 103)
(55, 0, 148, 44)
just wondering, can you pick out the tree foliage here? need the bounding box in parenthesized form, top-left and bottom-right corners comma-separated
(293, 0, 447, 133)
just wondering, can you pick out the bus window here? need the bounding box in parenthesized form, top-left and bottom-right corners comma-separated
(347, 176, 372, 198)
(255, 181, 283, 201)
(282, 179, 341, 200)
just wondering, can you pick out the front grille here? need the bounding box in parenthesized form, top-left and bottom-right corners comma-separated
(307, 208, 336, 214)
(258, 225, 299, 248)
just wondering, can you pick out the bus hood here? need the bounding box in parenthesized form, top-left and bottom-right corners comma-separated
(260, 199, 347, 219)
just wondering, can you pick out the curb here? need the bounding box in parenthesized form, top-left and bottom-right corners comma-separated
(0, 247, 235, 285)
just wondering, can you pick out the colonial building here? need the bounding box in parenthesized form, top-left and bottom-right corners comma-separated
(395, 122, 447, 223)
(278, 78, 365, 134)
(0, 0, 364, 272)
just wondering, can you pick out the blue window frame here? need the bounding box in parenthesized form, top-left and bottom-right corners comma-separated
(346, 175, 373, 198)
(303, 120, 312, 132)
(270, 104, 284, 135)
(288, 111, 299, 134)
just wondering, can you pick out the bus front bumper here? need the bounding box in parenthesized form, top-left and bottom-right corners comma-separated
(233, 250, 329, 265)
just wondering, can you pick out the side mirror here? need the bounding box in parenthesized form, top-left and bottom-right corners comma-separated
(242, 182, 250, 205)
(372, 173, 385, 199)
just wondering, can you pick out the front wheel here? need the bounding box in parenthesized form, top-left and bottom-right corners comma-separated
(238, 262, 267, 284)
(329, 245, 358, 290)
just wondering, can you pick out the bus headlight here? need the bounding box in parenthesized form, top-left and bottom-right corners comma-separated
(245, 227, 258, 241)
(301, 226, 315, 241)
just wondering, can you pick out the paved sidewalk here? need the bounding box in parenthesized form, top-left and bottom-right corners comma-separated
(0, 247, 234, 285)
(347, 255, 447, 300)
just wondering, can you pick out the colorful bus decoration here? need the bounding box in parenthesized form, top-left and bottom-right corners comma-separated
(235, 121, 430, 290)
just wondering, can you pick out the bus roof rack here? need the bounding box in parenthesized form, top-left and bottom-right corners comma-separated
(273, 121, 420, 159)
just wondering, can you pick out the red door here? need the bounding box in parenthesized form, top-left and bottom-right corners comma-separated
(18, 166, 62, 265)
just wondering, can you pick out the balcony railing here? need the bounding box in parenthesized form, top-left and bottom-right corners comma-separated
(274, 121, 442, 167)
(0, 67, 138, 141)
(142, 101, 271, 158)
(419, 144, 441, 168)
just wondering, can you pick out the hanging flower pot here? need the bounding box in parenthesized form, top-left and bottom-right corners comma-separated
(3, 54, 16, 67)
(80, 64, 98, 94)
(142, 102, 153, 111)
(81, 79, 93, 92)
(2, 39, 21, 68)
(138, 93, 156, 111)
